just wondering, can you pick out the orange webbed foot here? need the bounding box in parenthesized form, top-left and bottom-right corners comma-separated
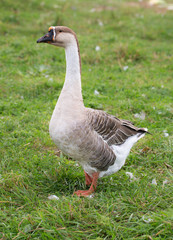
(73, 189, 93, 197)
(73, 172, 99, 197)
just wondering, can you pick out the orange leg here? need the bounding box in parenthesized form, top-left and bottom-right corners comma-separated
(84, 171, 93, 186)
(73, 172, 99, 197)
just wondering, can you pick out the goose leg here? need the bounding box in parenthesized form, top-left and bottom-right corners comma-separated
(84, 171, 93, 186)
(73, 172, 99, 197)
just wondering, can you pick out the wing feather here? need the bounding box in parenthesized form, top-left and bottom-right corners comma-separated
(81, 108, 148, 171)
(87, 108, 147, 146)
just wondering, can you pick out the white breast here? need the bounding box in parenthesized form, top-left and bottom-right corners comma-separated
(49, 101, 86, 160)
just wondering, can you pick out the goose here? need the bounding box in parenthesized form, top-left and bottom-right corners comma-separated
(37, 26, 148, 197)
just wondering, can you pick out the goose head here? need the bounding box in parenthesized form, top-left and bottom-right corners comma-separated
(37, 26, 77, 48)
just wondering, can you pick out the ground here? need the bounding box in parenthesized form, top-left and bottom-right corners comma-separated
(0, 0, 173, 239)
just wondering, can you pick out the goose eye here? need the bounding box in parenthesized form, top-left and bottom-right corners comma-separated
(59, 30, 62, 32)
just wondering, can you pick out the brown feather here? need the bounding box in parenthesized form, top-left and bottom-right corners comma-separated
(87, 108, 148, 147)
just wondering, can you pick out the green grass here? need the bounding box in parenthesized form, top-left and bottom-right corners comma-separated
(0, 0, 173, 239)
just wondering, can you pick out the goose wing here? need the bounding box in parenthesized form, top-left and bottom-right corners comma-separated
(87, 108, 147, 146)
(72, 108, 147, 172)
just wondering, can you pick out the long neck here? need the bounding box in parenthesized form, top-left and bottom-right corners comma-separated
(61, 40, 83, 102)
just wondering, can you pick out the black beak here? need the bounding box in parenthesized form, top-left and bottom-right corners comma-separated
(37, 29, 53, 43)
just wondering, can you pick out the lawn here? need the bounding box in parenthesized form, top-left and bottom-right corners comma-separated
(0, 0, 173, 239)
